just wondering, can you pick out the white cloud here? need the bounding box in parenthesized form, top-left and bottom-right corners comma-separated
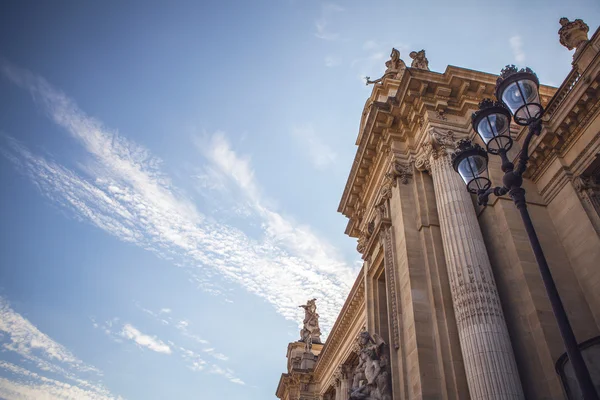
(0, 296, 91, 369)
(509, 35, 525, 63)
(120, 324, 172, 354)
(314, 3, 343, 40)
(209, 364, 245, 385)
(0, 297, 119, 399)
(0, 64, 355, 336)
(175, 320, 209, 345)
(291, 125, 337, 169)
(202, 348, 229, 361)
(96, 317, 242, 385)
(325, 55, 341, 68)
(0, 362, 121, 400)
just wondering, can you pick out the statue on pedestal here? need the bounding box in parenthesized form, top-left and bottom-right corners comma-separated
(366, 48, 406, 85)
(409, 49, 430, 71)
(349, 330, 392, 400)
(299, 298, 322, 345)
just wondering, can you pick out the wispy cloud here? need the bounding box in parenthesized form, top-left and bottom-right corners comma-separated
(0, 296, 120, 399)
(509, 35, 525, 63)
(325, 55, 341, 68)
(95, 316, 243, 385)
(0, 362, 121, 400)
(314, 3, 344, 40)
(1, 64, 354, 336)
(135, 304, 227, 361)
(120, 324, 172, 354)
(291, 125, 337, 169)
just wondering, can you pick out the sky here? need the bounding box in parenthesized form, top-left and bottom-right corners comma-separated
(0, 1, 598, 399)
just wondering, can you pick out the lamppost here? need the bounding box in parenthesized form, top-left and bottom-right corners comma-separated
(451, 65, 599, 399)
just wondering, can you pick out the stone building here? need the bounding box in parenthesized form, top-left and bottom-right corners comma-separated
(276, 18, 600, 400)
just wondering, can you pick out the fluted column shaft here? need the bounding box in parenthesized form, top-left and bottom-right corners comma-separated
(429, 153, 524, 400)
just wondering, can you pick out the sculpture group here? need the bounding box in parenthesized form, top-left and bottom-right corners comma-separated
(349, 330, 392, 400)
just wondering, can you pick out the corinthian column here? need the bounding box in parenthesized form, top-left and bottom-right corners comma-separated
(416, 128, 524, 400)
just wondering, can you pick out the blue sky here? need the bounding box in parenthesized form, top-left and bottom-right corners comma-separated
(0, 1, 598, 399)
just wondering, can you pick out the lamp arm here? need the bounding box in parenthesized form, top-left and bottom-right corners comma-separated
(514, 120, 542, 176)
(477, 186, 509, 206)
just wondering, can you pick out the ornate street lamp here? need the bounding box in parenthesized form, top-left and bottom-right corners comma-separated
(452, 65, 600, 399)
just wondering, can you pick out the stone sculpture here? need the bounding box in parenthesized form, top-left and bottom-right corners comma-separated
(366, 48, 406, 85)
(409, 49, 430, 70)
(559, 17, 589, 53)
(349, 330, 392, 400)
(385, 48, 405, 72)
(299, 298, 322, 344)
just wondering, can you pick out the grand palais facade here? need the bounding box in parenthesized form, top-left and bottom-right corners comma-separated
(276, 18, 600, 400)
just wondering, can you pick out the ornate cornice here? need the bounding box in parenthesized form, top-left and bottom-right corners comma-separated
(313, 274, 365, 381)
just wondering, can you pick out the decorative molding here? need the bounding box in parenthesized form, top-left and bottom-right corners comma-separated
(380, 226, 400, 349)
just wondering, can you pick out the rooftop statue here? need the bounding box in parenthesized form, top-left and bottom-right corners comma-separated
(366, 48, 406, 85)
(385, 48, 405, 72)
(299, 298, 322, 345)
(559, 17, 589, 54)
(410, 49, 430, 71)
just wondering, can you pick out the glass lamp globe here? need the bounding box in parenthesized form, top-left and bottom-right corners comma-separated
(472, 99, 513, 154)
(496, 65, 543, 126)
(452, 140, 491, 193)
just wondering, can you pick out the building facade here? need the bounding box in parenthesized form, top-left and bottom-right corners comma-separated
(277, 18, 600, 400)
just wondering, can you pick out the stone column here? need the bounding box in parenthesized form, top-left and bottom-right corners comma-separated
(339, 365, 351, 400)
(333, 370, 342, 400)
(416, 128, 524, 400)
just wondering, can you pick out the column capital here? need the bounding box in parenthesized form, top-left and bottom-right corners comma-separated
(415, 127, 459, 172)
(385, 159, 413, 186)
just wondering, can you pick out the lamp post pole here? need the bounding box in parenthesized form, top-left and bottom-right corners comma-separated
(452, 64, 599, 399)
